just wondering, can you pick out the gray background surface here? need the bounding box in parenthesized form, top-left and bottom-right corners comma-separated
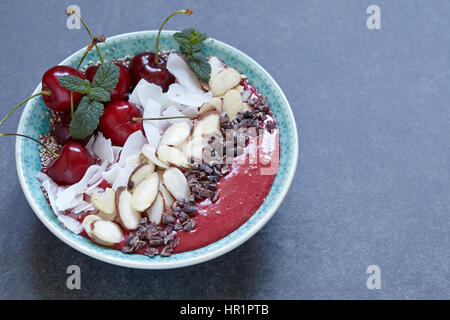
(0, 0, 448, 299)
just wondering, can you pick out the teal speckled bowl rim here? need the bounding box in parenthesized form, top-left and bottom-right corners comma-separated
(15, 31, 298, 269)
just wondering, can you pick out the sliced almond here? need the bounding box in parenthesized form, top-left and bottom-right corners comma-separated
(97, 210, 116, 221)
(91, 188, 116, 215)
(91, 220, 124, 246)
(192, 112, 220, 139)
(127, 162, 155, 192)
(82, 214, 101, 238)
(183, 137, 204, 161)
(175, 138, 189, 152)
(157, 145, 190, 169)
(159, 183, 174, 209)
(160, 122, 191, 146)
(146, 192, 165, 224)
(138, 153, 148, 164)
(116, 186, 142, 230)
(222, 89, 243, 120)
(141, 144, 169, 169)
(199, 97, 222, 115)
(130, 172, 159, 212)
(125, 154, 141, 169)
(163, 167, 191, 200)
(203, 129, 223, 142)
(209, 67, 241, 96)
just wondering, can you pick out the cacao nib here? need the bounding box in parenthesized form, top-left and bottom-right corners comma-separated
(161, 213, 175, 225)
(183, 219, 196, 232)
(144, 247, 159, 257)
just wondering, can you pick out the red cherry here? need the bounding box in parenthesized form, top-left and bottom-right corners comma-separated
(53, 112, 92, 146)
(85, 62, 131, 101)
(53, 122, 72, 145)
(98, 101, 143, 146)
(129, 52, 175, 92)
(46, 142, 94, 185)
(53, 122, 92, 146)
(42, 66, 86, 112)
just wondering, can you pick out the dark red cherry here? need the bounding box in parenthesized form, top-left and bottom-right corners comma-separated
(46, 142, 94, 185)
(53, 122, 71, 145)
(129, 52, 175, 92)
(98, 101, 143, 146)
(85, 62, 131, 101)
(53, 121, 92, 146)
(53, 112, 92, 146)
(42, 66, 86, 112)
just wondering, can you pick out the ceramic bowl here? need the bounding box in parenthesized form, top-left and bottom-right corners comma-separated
(15, 31, 298, 269)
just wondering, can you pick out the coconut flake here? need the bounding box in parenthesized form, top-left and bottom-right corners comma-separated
(129, 79, 174, 107)
(84, 177, 106, 195)
(166, 83, 212, 107)
(180, 105, 200, 117)
(118, 130, 147, 167)
(128, 79, 145, 106)
(41, 175, 64, 214)
(162, 105, 193, 126)
(142, 98, 162, 121)
(209, 56, 226, 78)
(58, 215, 84, 234)
(167, 53, 205, 95)
(112, 165, 134, 190)
(55, 163, 107, 211)
(144, 123, 161, 148)
(92, 132, 114, 164)
(85, 135, 96, 156)
(37, 171, 53, 183)
(72, 200, 95, 214)
(102, 163, 123, 184)
(112, 146, 122, 162)
(39, 173, 84, 234)
(142, 98, 162, 147)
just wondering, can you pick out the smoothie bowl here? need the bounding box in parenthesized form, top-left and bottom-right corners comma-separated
(12, 10, 298, 269)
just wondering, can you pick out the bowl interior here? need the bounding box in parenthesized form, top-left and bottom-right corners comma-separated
(16, 31, 298, 269)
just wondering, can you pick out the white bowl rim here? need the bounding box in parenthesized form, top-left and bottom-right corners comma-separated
(15, 30, 299, 269)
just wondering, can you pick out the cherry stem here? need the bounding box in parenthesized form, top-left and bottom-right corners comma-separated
(71, 36, 106, 118)
(132, 116, 197, 122)
(76, 40, 96, 71)
(0, 133, 59, 158)
(70, 10, 104, 64)
(155, 8, 193, 64)
(0, 91, 51, 127)
(70, 91, 74, 118)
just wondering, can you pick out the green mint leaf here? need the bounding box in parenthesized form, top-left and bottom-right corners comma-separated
(174, 28, 208, 56)
(178, 42, 203, 55)
(91, 62, 120, 93)
(174, 28, 208, 45)
(87, 87, 110, 102)
(69, 96, 104, 139)
(57, 75, 91, 94)
(186, 53, 211, 83)
(173, 28, 210, 82)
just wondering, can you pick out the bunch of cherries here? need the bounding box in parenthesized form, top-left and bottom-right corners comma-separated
(0, 9, 191, 186)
